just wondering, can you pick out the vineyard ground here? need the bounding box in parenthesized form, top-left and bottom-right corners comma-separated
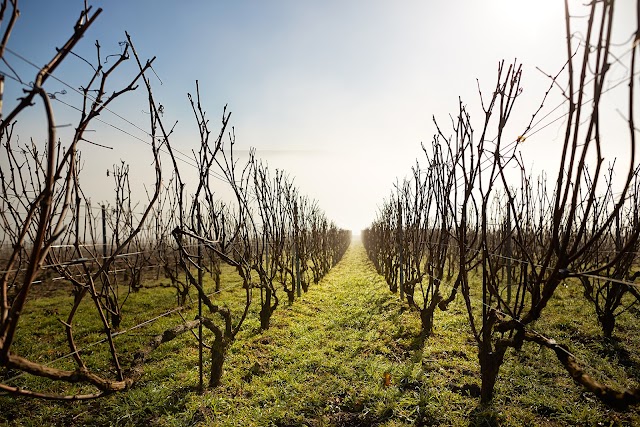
(1, 241, 639, 426)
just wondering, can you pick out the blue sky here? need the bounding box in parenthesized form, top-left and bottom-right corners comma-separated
(2, 1, 637, 232)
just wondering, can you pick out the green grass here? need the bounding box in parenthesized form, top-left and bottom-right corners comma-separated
(1, 242, 639, 426)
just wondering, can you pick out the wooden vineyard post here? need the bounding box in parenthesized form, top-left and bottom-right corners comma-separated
(101, 205, 109, 297)
(102, 205, 107, 261)
(197, 210, 204, 394)
(0, 75, 4, 120)
(397, 199, 404, 301)
(506, 207, 512, 305)
(294, 201, 301, 298)
(261, 239, 268, 307)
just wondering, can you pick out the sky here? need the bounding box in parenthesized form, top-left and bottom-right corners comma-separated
(1, 0, 637, 233)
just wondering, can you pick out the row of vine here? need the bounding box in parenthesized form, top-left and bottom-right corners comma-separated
(363, 0, 640, 408)
(0, 1, 350, 399)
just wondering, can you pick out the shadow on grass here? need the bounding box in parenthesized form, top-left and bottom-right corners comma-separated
(408, 332, 428, 352)
(315, 407, 395, 427)
(600, 337, 640, 374)
(468, 404, 502, 427)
